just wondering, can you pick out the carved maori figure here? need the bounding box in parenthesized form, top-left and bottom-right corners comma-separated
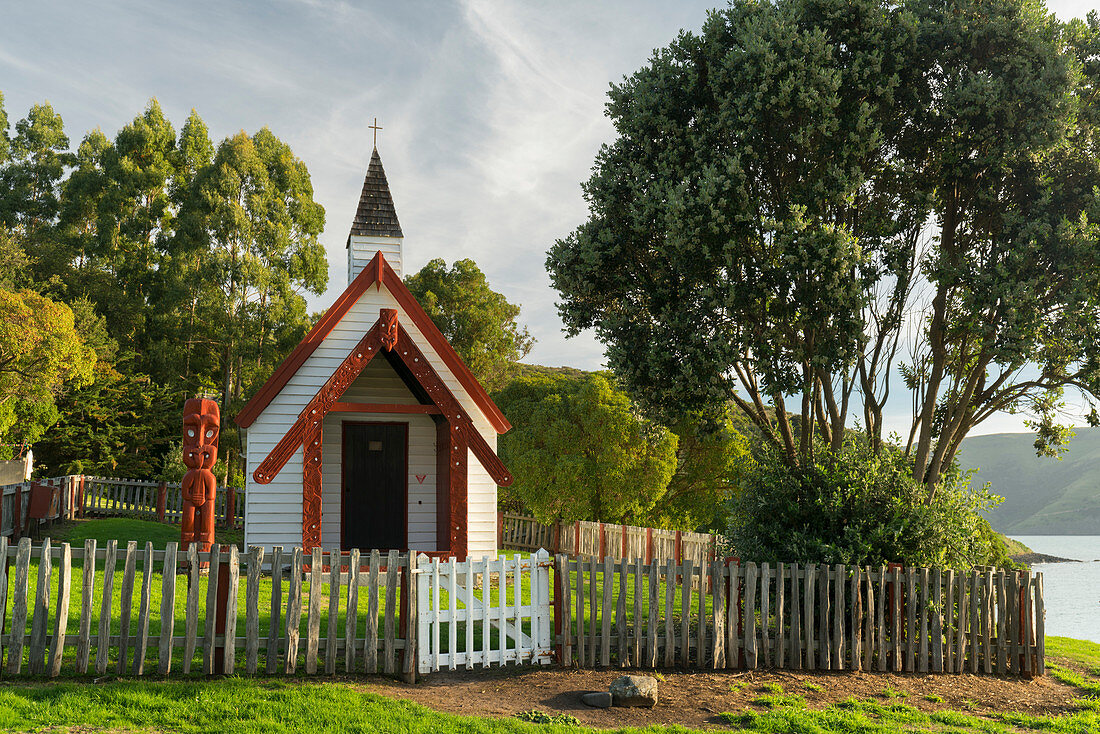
(380, 307, 398, 351)
(181, 397, 220, 553)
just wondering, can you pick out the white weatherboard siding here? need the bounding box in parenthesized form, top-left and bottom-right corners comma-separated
(243, 282, 498, 560)
(348, 235, 403, 282)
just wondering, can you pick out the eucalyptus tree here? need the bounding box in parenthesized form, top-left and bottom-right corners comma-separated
(548, 0, 1100, 495)
(178, 128, 327, 412)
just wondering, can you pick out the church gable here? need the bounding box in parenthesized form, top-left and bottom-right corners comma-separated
(236, 251, 511, 435)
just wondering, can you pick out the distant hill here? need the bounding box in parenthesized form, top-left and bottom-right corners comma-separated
(957, 427, 1100, 535)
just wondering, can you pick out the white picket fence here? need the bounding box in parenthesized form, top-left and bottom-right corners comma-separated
(416, 550, 553, 674)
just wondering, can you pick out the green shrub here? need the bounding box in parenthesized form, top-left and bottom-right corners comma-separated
(726, 438, 1006, 569)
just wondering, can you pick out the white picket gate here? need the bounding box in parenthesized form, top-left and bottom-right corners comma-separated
(416, 550, 553, 674)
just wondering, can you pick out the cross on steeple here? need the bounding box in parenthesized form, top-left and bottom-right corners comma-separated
(369, 117, 382, 148)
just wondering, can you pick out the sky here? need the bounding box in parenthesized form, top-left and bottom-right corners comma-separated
(2, 0, 1096, 438)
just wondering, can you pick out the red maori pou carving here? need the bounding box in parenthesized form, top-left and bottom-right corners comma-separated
(380, 307, 398, 351)
(182, 398, 220, 553)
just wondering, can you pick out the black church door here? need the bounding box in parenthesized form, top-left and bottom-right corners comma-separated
(342, 422, 407, 551)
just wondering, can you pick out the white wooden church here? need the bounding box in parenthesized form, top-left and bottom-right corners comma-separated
(235, 146, 513, 560)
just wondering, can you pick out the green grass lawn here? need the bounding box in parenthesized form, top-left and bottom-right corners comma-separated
(50, 517, 244, 549)
(0, 678, 579, 734)
(0, 636, 1098, 733)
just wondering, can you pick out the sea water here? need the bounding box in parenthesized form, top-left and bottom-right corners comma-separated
(1012, 536, 1100, 643)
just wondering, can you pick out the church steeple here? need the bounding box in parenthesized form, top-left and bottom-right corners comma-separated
(347, 140, 404, 284)
(348, 147, 403, 239)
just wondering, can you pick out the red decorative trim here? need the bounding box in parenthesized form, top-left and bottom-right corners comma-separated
(380, 259, 511, 433)
(380, 308, 398, 351)
(331, 402, 441, 415)
(235, 250, 511, 434)
(252, 322, 383, 484)
(436, 420, 451, 553)
(390, 325, 513, 486)
(254, 312, 513, 488)
(236, 252, 384, 429)
(448, 422, 468, 560)
(302, 423, 322, 551)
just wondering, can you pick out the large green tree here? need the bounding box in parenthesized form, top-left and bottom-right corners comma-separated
(174, 128, 327, 413)
(405, 258, 533, 390)
(548, 0, 1100, 497)
(494, 372, 678, 524)
(0, 94, 327, 480)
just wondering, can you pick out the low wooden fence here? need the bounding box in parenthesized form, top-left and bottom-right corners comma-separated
(0, 537, 1045, 681)
(0, 475, 243, 538)
(553, 557, 1045, 677)
(80, 476, 243, 529)
(500, 513, 720, 570)
(0, 537, 414, 680)
(0, 477, 83, 538)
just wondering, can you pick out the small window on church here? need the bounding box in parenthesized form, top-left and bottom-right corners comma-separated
(368, 441, 383, 451)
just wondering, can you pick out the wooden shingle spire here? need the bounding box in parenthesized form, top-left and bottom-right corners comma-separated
(348, 146, 403, 239)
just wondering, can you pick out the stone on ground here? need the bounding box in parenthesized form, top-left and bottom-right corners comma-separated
(609, 675, 658, 708)
(581, 691, 613, 708)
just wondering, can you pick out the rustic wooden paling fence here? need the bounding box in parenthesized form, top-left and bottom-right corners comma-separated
(0, 537, 1045, 680)
(0, 475, 243, 538)
(553, 556, 1045, 677)
(0, 537, 414, 680)
(500, 513, 719, 570)
(79, 476, 243, 528)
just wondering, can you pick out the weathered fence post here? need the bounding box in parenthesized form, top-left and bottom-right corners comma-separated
(226, 486, 237, 528)
(213, 546, 232, 674)
(13, 483, 22, 539)
(156, 482, 167, 522)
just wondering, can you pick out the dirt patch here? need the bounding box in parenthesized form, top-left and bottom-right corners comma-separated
(360, 665, 1080, 730)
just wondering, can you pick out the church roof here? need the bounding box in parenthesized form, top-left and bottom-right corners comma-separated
(348, 147, 403, 240)
(235, 251, 512, 434)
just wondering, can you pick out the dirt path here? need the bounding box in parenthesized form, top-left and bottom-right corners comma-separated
(361, 666, 1079, 730)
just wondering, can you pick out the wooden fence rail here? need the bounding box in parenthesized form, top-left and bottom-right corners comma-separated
(79, 476, 243, 529)
(553, 557, 1044, 677)
(0, 536, 1045, 680)
(501, 513, 719, 570)
(0, 537, 413, 680)
(0, 475, 244, 538)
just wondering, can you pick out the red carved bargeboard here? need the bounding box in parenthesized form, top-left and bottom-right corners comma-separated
(252, 321, 383, 485)
(302, 422, 323, 551)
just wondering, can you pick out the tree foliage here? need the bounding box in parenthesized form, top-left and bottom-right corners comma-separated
(548, 0, 1100, 497)
(0, 288, 96, 457)
(405, 258, 533, 390)
(727, 439, 1011, 569)
(494, 372, 678, 524)
(649, 410, 751, 532)
(0, 93, 327, 479)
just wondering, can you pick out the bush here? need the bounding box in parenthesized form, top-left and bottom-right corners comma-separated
(726, 438, 1006, 569)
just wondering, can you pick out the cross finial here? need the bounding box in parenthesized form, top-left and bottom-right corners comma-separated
(369, 117, 382, 148)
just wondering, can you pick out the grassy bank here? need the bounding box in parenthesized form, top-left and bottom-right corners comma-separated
(1, 636, 1097, 732)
